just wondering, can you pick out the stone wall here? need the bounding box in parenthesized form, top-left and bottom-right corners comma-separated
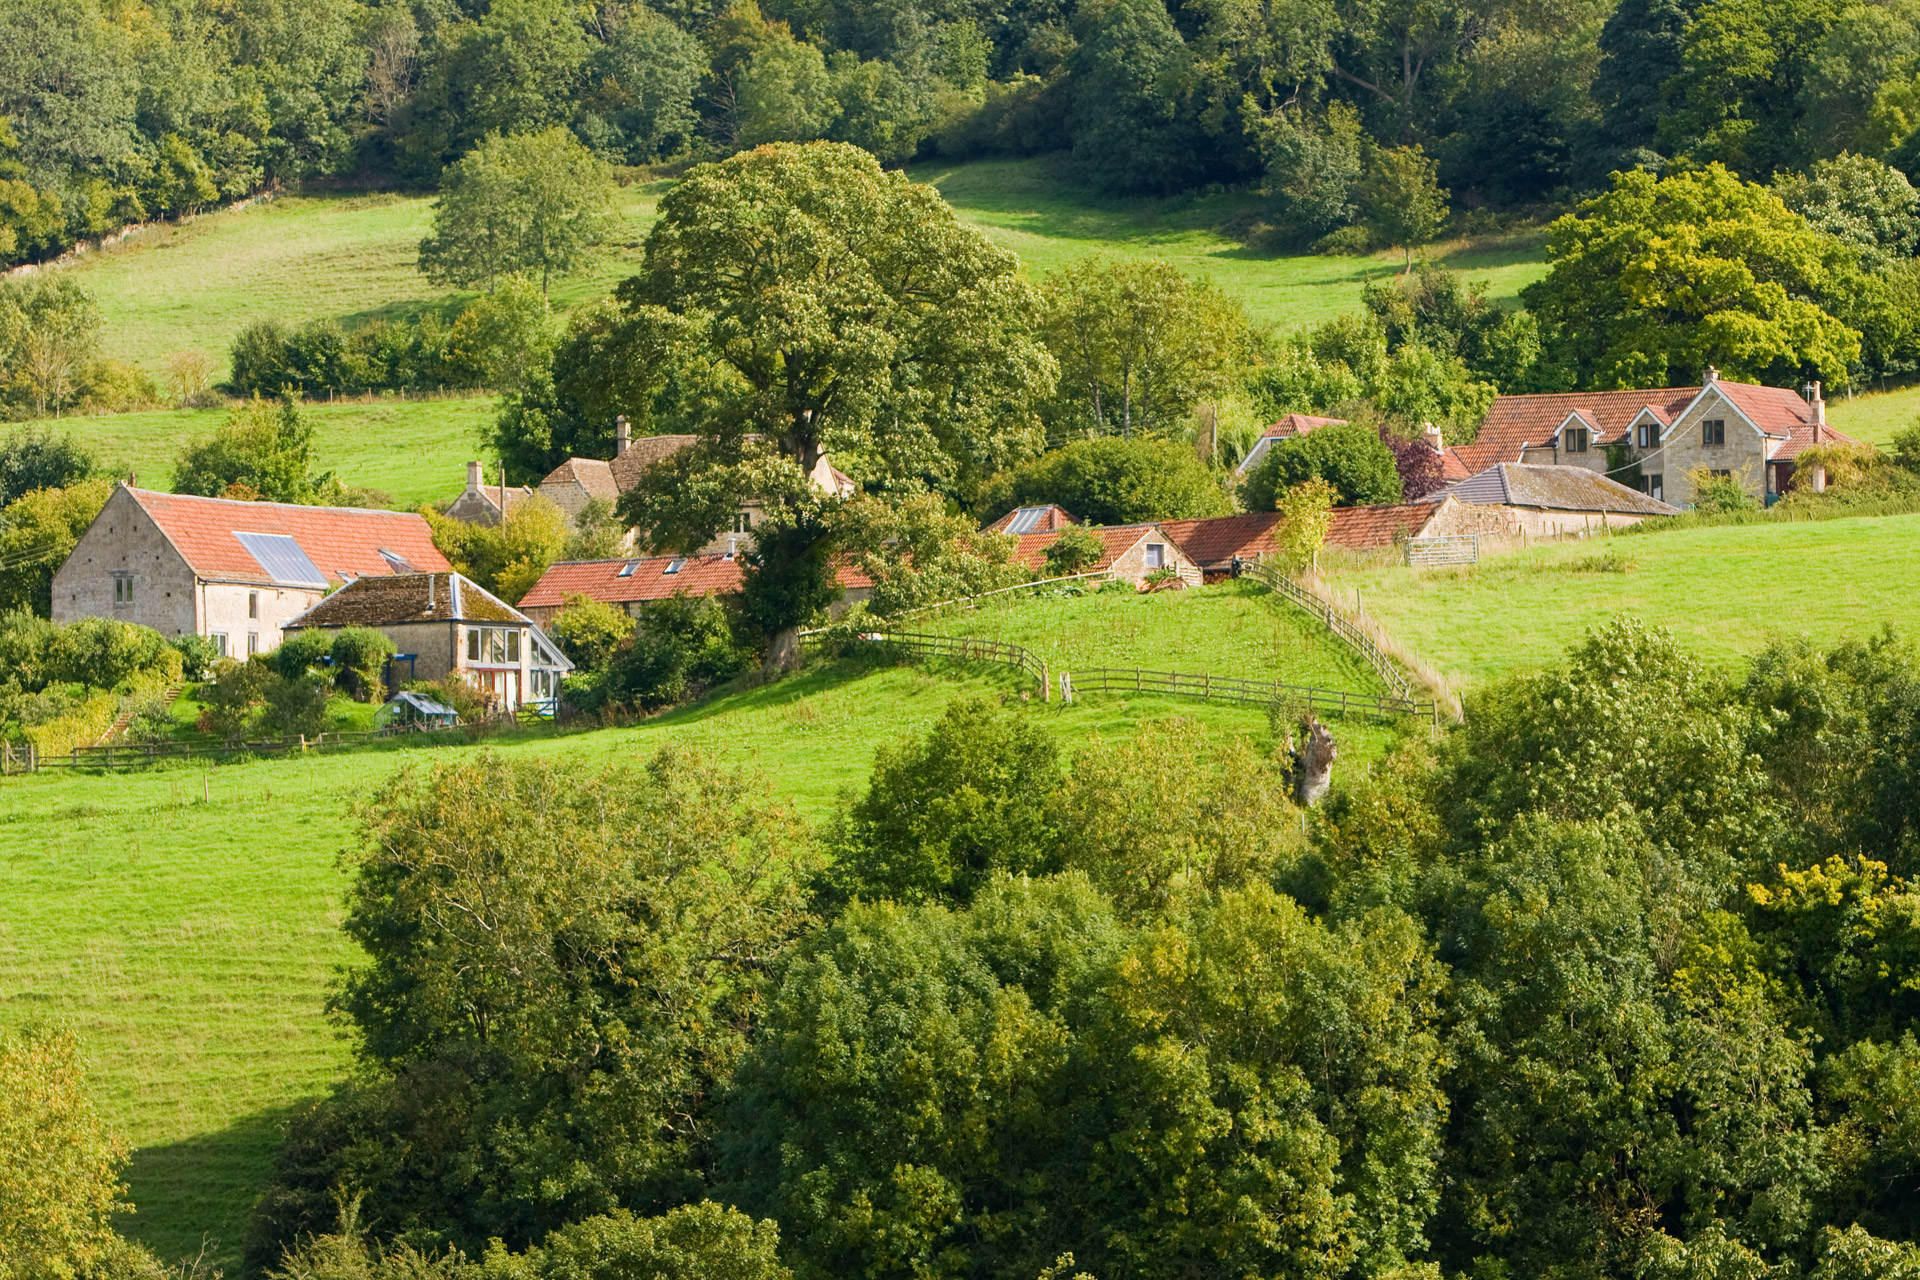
(1110, 533, 1203, 585)
(51, 486, 199, 636)
(1632, 388, 1770, 504)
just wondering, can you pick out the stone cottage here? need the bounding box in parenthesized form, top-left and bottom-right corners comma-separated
(282, 571, 572, 713)
(51, 485, 449, 657)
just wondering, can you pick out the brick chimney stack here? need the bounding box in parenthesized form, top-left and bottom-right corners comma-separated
(615, 415, 631, 457)
(1422, 421, 1444, 454)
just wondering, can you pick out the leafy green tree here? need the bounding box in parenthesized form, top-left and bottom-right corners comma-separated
(604, 594, 750, 709)
(1272, 474, 1336, 572)
(248, 750, 815, 1259)
(736, 38, 839, 146)
(1004, 437, 1230, 525)
(46, 615, 180, 691)
(583, 8, 706, 163)
(446, 275, 558, 391)
(399, 0, 591, 175)
(419, 128, 617, 296)
(1256, 104, 1364, 245)
(422, 496, 571, 604)
(1041, 256, 1251, 439)
(826, 53, 930, 164)
(173, 397, 326, 503)
(0, 274, 101, 418)
(0, 478, 111, 617)
(475, 1203, 791, 1280)
(0, 1022, 164, 1280)
(548, 595, 633, 671)
(1242, 419, 1401, 509)
(0, 426, 94, 507)
(1658, 0, 1840, 177)
(1066, 0, 1210, 195)
(1357, 144, 1449, 269)
(256, 669, 331, 738)
(1041, 523, 1104, 577)
(608, 142, 1054, 664)
(1363, 263, 1540, 391)
(1776, 152, 1920, 267)
(1522, 165, 1862, 389)
(328, 627, 395, 702)
(823, 693, 1063, 906)
(835, 492, 1024, 615)
(1590, 0, 1695, 163)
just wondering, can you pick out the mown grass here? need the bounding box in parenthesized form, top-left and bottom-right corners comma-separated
(909, 157, 1550, 327)
(60, 395, 494, 506)
(1, 628, 1406, 1273)
(927, 577, 1385, 693)
(1827, 382, 1920, 448)
(65, 184, 664, 380)
(1317, 511, 1920, 689)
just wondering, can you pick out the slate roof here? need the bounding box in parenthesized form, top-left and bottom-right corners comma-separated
(124, 487, 448, 587)
(520, 554, 874, 611)
(987, 504, 1078, 534)
(1325, 503, 1439, 548)
(1432, 463, 1682, 515)
(609, 434, 699, 489)
(284, 571, 525, 629)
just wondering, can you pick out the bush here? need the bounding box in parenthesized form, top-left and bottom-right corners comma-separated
(1042, 524, 1106, 578)
(1242, 419, 1402, 509)
(1005, 437, 1231, 526)
(268, 629, 334, 680)
(170, 633, 225, 682)
(202, 659, 269, 741)
(329, 627, 396, 702)
(257, 672, 333, 739)
(549, 595, 634, 671)
(606, 595, 750, 711)
(21, 691, 116, 757)
(1688, 467, 1758, 514)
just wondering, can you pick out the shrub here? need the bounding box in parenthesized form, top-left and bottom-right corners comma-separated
(202, 659, 269, 741)
(46, 618, 182, 692)
(1688, 467, 1758, 514)
(268, 629, 334, 680)
(1007, 437, 1231, 526)
(257, 672, 333, 739)
(170, 633, 225, 682)
(550, 595, 634, 671)
(329, 627, 396, 702)
(1242, 419, 1402, 510)
(606, 595, 750, 711)
(1042, 524, 1106, 578)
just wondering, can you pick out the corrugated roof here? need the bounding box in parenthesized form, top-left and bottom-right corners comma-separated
(285, 571, 527, 629)
(125, 487, 448, 587)
(1435, 463, 1681, 515)
(987, 504, 1078, 534)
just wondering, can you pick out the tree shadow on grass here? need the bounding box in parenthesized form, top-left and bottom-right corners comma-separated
(120, 1104, 306, 1276)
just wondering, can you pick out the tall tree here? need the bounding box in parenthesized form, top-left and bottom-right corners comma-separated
(418, 127, 617, 295)
(610, 141, 1055, 665)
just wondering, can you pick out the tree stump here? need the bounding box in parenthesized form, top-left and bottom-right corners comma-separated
(1292, 715, 1337, 806)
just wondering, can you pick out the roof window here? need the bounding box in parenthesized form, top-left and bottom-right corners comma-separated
(233, 531, 327, 588)
(665, 558, 686, 575)
(617, 560, 639, 577)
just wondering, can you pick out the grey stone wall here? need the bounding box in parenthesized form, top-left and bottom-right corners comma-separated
(51, 487, 198, 636)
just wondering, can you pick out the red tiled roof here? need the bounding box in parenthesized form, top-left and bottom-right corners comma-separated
(519, 553, 871, 611)
(1011, 524, 1160, 573)
(1448, 386, 1701, 476)
(1261, 413, 1347, 438)
(1158, 513, 1282, 568)
(1325, 503, 1436, 549)
(127, 487, 448, 586)
(1715, 383, 1859, 459)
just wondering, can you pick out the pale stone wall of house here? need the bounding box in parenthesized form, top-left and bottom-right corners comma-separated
(378, 621, 461, 684)
(538, 478, 597, 522)
(1426, 501, 1655, 541)
(1108, 533, 1202, 585)
(1634, 389, 1770, 504)
(201, 583, 326, 657)
(51, 486, 199, 636)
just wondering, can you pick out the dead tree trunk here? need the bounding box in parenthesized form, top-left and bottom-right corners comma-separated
(1292, 715, 1337, 806)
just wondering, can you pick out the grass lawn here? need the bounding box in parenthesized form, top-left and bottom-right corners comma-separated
(909, 157, 1549, 328)
(66, 184, 665, 380)
(927, 578, 1385, 694)
(1828, 382, 1920, 448)
(59, 396, 494, 506)
(1317, 511, 1920, 690)
(1, 651, 1397, 1273)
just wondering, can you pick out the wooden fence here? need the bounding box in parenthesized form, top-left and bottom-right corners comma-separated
(808, 630, 1435, 721)
(1239, 561, 1415, 700)
(2, 725, 474, 775)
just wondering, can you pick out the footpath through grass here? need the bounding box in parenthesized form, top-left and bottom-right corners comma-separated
(1319, 511, 1920, 689)
(61, 396, 493, 507)
(2, 652, 1389, 1273)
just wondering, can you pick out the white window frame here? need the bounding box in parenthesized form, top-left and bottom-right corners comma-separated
(211, 631, 228, 656)
(1145, 543, 1165, 569)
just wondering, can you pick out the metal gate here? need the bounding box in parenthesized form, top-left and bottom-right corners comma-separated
(1405, 534, 1479, 566)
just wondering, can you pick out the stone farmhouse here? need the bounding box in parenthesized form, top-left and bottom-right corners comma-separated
(532, 419, 856, 555)
(282, 571, 572, 713)
(1010, 523, 1203, 586)
(52, 486, 449, 657)
(1441, 370, 1856, 506)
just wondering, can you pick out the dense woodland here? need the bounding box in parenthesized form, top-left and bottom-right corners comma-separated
(15, 0, 1920, 259)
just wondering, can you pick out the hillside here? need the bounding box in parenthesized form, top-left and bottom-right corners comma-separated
(1319, 511, 1920, 689)
(0, 573, 1405, 1270)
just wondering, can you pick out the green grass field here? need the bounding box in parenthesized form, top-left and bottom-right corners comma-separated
(1318, 511, 1920, 689)
(2, 573, 1414, 1271)
(929, 578, 1385, 692)
(1828, 383, 1920, 447)
(60, 395, 494, 506)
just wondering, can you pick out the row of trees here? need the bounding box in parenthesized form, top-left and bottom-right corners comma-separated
(216, 617, 1920, 1280)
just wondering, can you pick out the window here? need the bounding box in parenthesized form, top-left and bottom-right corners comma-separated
(1647, 473, 1664, 501)
(1702, 418, 1726, 446)
(1145, 543, 1165, 569)
(211, 632, 228, 656)
(617, 560, 638, 577)
(1710, 468, 1732, 479)
(507, 630, 520, 663)
(1637, 423, 1655, 448)
(466, 627, 520, 665)
(246, 632, 259, 655)
(732, 511, 753, 533)
(467, 628, 480, 662)
(665, 558, 685, 575)
(1565, 427, 1590, 453)
(248, 591, 259, 619)
(112, 574, 133, 604)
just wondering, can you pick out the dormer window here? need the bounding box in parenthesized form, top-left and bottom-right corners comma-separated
(1565, 427, 1590, 453)
(1637, 423, 1655, 448)
(1702, 418, 1726, 446)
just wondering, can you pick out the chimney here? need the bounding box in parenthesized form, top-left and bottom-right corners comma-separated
(615, 415, 631, 457)
(1703, 364, 1719, 384)
(1810, 380, 1825, 426)
(1422, 421, 1444, 455)
(466, 460, 483, 493)
(1808, 464, 1827, 493)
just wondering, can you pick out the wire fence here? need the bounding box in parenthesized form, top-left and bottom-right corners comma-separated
(1239, 561, 1415, 700)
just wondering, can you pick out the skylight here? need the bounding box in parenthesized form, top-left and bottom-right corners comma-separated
(617, 561, 639, 577)
(233, 531, 328, 588)
(1005, 506, 1051, 534)
(665, 558, 686, 575)
(378, 548, 417, 574)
